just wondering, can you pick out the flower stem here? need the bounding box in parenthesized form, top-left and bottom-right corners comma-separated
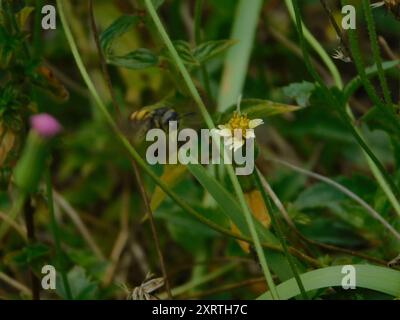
(254, 169, 308, 300)
(143, 0, 279, 299)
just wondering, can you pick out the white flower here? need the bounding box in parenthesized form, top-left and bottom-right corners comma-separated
(216, 112, 264, 151)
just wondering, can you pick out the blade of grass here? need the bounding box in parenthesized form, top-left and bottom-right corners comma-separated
(258, 264, 400, 300)
(217, 0, 264, 111)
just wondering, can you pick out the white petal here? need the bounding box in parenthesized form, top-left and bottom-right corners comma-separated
(225, 136, 234, 146)
(249, 119, 264, 129)
(218, 125, 227, 130)
(246, 130, 255, 139)
(217, 128, 232, 137)
(231, 137, 244, 151)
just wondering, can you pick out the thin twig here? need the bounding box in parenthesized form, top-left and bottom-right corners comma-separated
(131, 162, 173, 299)
(0, 272, 32, 296)
(319, 0, 352, 61)
(270, 158, 400, 241)
(23, 200, 40, 300)
(46, 169, 73, 300)
(53, 190, 105, 260)
(102, 186, 130, 286)
(258, 162, 389, 266)
(88, 0, 172, 299)
(0, 211, 27, 240)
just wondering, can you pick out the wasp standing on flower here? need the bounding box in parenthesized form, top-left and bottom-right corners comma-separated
(371, 0, 400, 19)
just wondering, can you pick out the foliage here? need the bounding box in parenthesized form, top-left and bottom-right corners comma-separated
(0, 0, 399, 301)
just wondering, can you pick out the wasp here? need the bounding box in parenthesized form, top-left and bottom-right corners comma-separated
(372, 0, 400, 19)
(130, 105, 181, 132)
(129, 98, 196, 143)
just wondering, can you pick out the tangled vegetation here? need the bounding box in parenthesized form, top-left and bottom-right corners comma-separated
(0, 0, 400, 300)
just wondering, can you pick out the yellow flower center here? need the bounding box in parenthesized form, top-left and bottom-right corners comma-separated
(227, 112, 250, 136)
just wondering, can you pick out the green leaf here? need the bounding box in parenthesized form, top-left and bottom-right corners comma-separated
(282, 81, 316, 107)
(13, 243, 50, 266)
(362, 105, 400, 135)
(219, 99, 302, 123)
(171, 40, 199, 66)
(186, 163, 299, 281)
(294, 182, 346, 210)
(258, 265, 400, 300)
(193, 40, 236, 64)
(344, 60, 399, 101)
(186, 163, 277, 244)
(57, 266, 99, 300)
(100, 15, 140, 55)
(107, 48, 159, 69)
(16, 6, 34, 30)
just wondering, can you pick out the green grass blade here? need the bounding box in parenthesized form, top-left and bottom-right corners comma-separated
(258, 265, 400, 300)
(217, 0, 264, 111)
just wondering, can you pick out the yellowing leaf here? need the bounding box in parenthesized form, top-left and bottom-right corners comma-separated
(150, 164, 187, 212)
(219, 99, 302, 124)
(231, 189, 271, 253)
(17, 6, 34, 30)
(0, 123, 16, 167)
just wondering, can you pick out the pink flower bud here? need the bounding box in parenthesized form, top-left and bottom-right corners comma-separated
(30, 113, 62, 138)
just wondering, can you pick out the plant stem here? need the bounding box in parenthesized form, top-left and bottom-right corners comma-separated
(88, 0, 121, 117)
(0, 193, 26, 242)
(362, 0, 393, 109)
(131, 163, 173, 299)
(286, 0, 400, 218)
(45, 168, 73, 300)
(291, 0, 400, 202)
(269, 158, 400, 241)
(58, 0, 320, 285)
(88, 0, 172, 299)
(254, 169, 308, 300)
(23, 199, 40, 300)
(143, 0, 279, 299)
(284, 0, 343, 89)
